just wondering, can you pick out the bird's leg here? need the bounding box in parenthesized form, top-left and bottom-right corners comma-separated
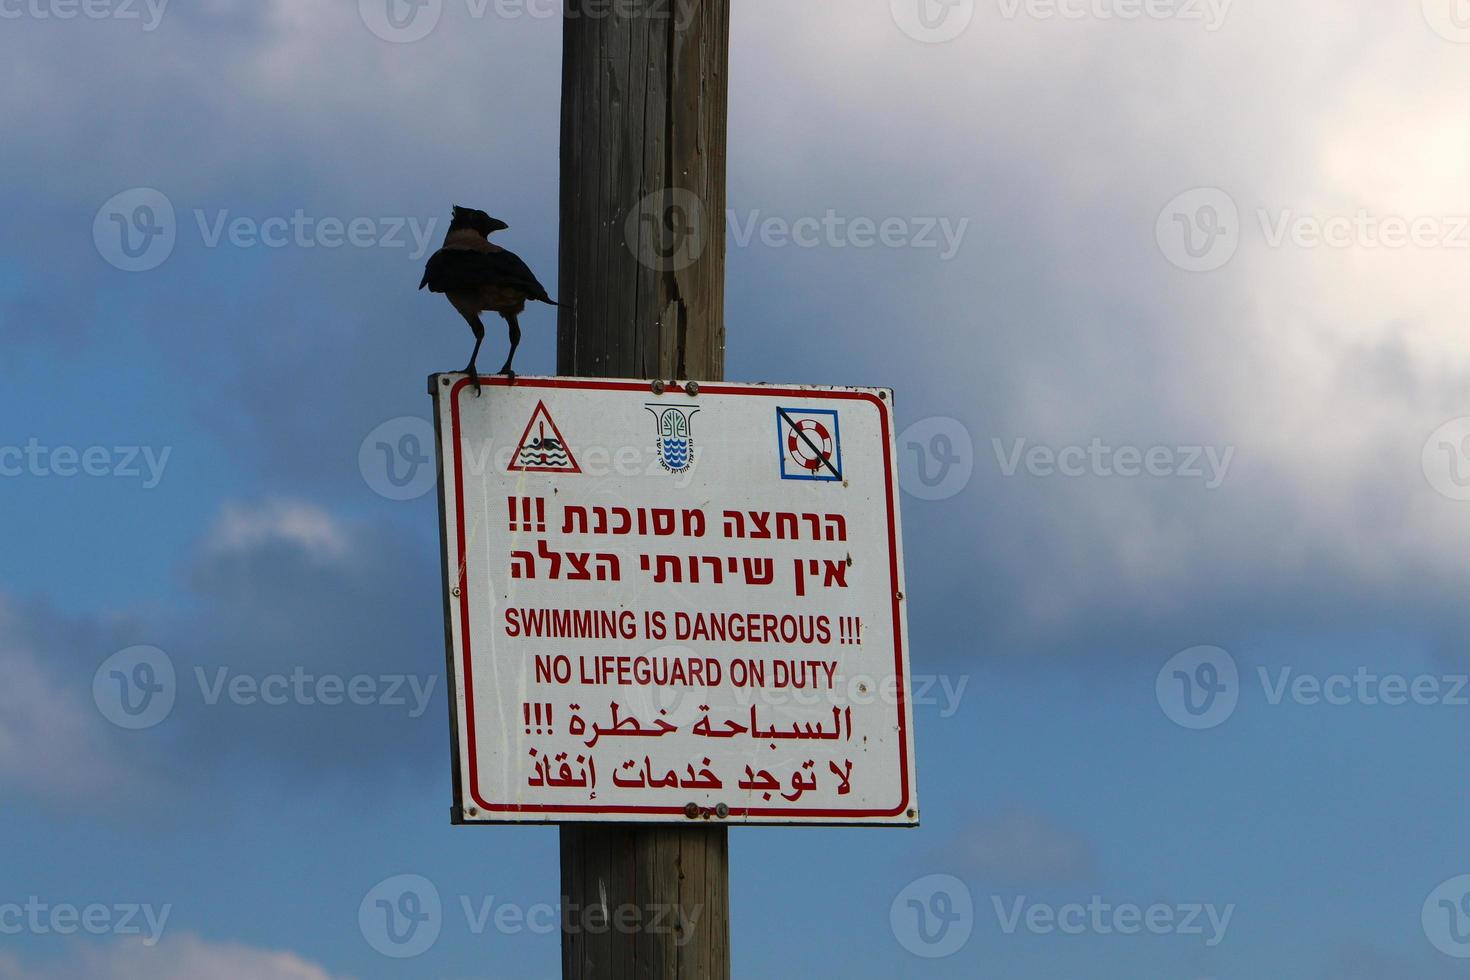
(462, 313, 485, 396)
(497, 312, 522, 382)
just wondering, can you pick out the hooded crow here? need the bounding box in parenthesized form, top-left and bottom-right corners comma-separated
(418, 205, 557, 394)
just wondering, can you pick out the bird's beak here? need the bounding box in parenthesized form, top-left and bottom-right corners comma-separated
(489, 218, 509, 232)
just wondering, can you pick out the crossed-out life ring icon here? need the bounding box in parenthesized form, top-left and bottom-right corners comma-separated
(787, 419, 834, 471)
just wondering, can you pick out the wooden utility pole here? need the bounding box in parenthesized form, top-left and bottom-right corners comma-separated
(557, 1, 731, 978)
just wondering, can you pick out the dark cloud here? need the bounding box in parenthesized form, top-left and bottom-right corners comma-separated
(0, 500, 451, 809)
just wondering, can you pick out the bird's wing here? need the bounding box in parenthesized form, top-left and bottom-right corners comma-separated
(419, 247, 554, 303)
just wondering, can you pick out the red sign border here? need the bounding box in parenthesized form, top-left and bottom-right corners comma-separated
(445, 376, 912, 821)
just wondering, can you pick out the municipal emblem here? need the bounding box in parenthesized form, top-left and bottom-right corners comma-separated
(645, 404, 700, 474)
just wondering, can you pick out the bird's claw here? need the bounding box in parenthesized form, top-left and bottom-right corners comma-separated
(465, 367, 482, 397)
(499, 365, 517, 384)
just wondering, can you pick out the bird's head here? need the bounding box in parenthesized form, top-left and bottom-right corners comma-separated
(450, 205, 509, 238)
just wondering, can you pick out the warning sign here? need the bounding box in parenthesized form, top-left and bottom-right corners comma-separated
(431, 375, 916, 825)
(507, 400, 580, 474)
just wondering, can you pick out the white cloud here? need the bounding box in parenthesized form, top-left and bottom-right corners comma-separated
(0, 934, 346, 980)
(207, 500, 350, 563)
(0, 0, 561, 201)
(733, 1, 1470, 644)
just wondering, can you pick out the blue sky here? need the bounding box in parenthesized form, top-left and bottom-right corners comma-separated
(7, 0, 1470, 976)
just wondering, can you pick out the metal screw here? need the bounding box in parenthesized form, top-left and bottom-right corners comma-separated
(684, 802, 700, 819)
(715, 803, 729, 819)
(907, 809, 917, 820)
(652, 380, 667, 395)
(468, 807, 479, 817)
(452, 588, 461, 597)
(685, 381, 700, 396)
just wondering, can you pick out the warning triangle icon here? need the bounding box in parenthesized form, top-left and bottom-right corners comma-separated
(507, 400, 581, 474)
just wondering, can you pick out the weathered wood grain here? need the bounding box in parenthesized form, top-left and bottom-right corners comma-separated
(558, 2, 731, 977)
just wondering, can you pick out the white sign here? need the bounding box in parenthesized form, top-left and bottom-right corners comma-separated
(431, 375, 917, 824)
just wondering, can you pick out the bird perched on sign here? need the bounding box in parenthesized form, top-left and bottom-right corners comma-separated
(418, 205, 557, 394)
